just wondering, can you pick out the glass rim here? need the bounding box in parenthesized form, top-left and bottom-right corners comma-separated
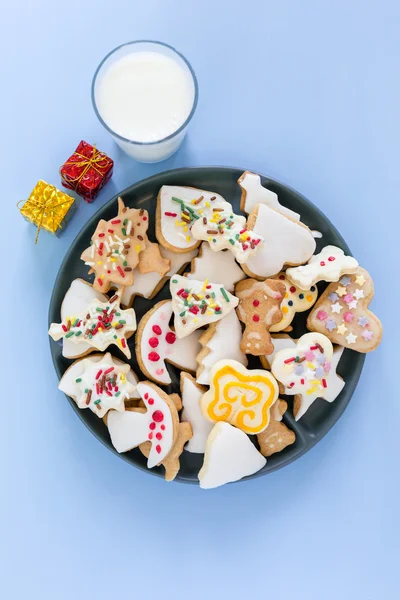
(91, 40, 199, 147)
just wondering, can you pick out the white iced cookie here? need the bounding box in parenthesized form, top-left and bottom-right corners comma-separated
(198, 422, 266, 489)
(180, 373, 213, 454)
(107, 382, 179, 468)
(196, 310, 247, 386)
(286, 245, 359, 289)
(269, 272, 319, 332)
(136, 300, 201, 386)
(58, 352, 140, 418)
(260, 335, 297, 370)
(157, 185, 263, 263)
(170, 275, 239, 338)
(238, 171, 300, 220)
(271, 332, 345, 420)
(49, 287, 136, 359)
(244, 204, 316, 279)
(186, 243, 246, 291)
(120, 247, 198, 306)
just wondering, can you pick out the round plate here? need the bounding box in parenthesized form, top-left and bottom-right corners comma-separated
(49, 166, 365, 483)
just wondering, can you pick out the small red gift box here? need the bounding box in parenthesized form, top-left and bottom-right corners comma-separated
(60, 140, 114, 202)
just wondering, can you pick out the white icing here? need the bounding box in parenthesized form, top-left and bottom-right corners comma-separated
(286, 246, 359, 289)
(196, 311, 247, 386)
(159, 185, 263, 263)
(60, 279, 108, 358)
(121, 247, 198, 305)
(108, 382, 175, 468)
(198, 422, 266, 489)
(238, 171, 300, 220)
(311, 230, 323, 239)
(58, 353, 139, 418)
(186, 243, 245, 291)
(49, 289, 136, 359)
(181, 375, 213, 453)
(270, 273, 319, 332)
(262, 335, 297, 369)
(245, 204, 316, 278)
(271, 333, 345, 420)
(170, 275, 238, 338)
(140, 301, 201, 385)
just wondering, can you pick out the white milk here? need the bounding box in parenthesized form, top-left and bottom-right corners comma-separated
(95, 51, 196, 162)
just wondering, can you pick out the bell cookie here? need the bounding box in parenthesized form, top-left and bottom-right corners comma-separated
(306, 267, 382, 352)
(235, 278, 286, 355)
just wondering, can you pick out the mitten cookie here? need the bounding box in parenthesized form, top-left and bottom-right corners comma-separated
(238, 171, 300, 220)
(271, 333, 345, 420)
(306, 267, 382, 352)
(198, 422, 266, 489)
(200, 359, 279, 435)
(286, 245, 358, 289)
(243, 204, 316, 279)
(235, 278, 286, 355)
(170, 275, 238, 338)
(135, 300, 201, 385)
(81, 197, 149, 292)
(58, 352, 140, 418)
(107, 381, 179, 468)
(49, 287, 136, 359)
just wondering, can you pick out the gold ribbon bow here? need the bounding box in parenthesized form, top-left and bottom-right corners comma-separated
(60, 144, 109, 187)
(18, 180, 75, 243)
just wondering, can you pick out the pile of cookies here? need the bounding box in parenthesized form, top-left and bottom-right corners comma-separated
(49, 171, 382, 489)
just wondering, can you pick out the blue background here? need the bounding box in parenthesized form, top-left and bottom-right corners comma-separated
(2, 1, 399, 598)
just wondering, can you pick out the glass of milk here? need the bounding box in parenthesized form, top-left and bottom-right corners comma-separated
(92, 41, 198, 163)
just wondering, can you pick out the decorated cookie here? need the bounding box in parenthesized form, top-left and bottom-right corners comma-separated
(180, 373, 213, 454)
(157, 185, 264, 263)
(139, 421, 193, 481)
(136, 300, 201, 385)
(238, 171, 300, 220)
(120, 246, 198, 306)
(198, 422, 266, 489)
(186, 243, 246, 291)
(257, 399, 296, 457)
(107, 381, 179, 468)
(81, 197, 149, 292)
(170, 275, 239, 338)
(49, 288, 136, 359)
(196, 310, 248, 386)
(244, 204, 316, 279)
(286, 245, 359, 289)
(269, 272, 318, 332)
(50, 279, 107, 358)
(235, 278, 286, 355)
(201, 360, 279, 434)
(58, 352, 140, 418)
(271, 333, 345, 420)
(307, 268, 382, 352)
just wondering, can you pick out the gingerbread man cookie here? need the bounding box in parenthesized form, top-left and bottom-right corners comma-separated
(107, 381, 180, 468)
(257, 399, 296, 457)
(307, 267, 382, 352)
(81, 197, 149, 292)
(286, 245, 359, 289)
(201, 359, 279, 435)
(235, 278, 286, 355)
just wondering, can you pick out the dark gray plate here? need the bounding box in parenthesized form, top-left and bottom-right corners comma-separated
(49, 166, 365, 483)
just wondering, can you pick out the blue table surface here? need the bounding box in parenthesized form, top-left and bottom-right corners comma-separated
(2, 1, 399, 598)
